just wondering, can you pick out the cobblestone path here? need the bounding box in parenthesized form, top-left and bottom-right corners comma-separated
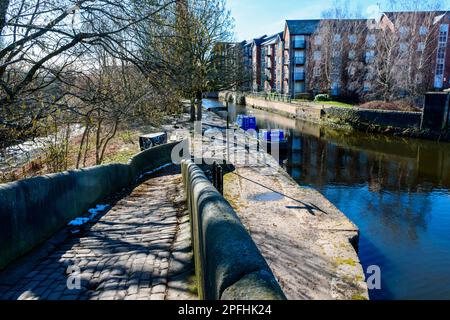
(0, 166, 197, 300)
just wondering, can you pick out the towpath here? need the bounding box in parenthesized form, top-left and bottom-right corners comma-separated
(0, 165, 196, 300)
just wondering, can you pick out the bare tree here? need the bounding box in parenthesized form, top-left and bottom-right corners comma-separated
(170, 0, 234, 121)
(0, 0, 175, 148)
(373, 0, 444, 104)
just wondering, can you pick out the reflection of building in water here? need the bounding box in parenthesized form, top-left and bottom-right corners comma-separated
(285, 129, 450, 193)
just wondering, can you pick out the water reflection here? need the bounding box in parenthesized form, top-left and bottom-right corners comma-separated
(205, 99, 450, 300)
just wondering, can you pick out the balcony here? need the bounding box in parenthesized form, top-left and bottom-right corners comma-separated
(294, 56, 305, 65)
(267, 60, 272, 69)
(284, 59, 290, 65)
(293, 40, 306, 49)
(267, 48, 272, 56)
(294, 72, 305, 81)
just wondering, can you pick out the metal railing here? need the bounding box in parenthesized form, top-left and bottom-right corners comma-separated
(248, 91, 292, 103)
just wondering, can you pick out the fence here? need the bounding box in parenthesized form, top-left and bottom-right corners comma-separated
(248, 91, 292, 103)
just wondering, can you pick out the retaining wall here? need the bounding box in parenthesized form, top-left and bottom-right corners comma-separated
(0, 142, 179, 270)
(243, 96, 422, 129)
(323, 107, 422, 129)
(181, 160, 286, 300)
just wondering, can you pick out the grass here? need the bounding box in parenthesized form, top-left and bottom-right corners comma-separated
(292, 99, 354, 108)
(316, 100, 354, 108)
(103, 149, 138, 164)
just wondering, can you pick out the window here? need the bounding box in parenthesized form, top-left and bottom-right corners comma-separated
(419, 26, 428, 36)
(331, 82, 340, 95)
(313, 67, 321, 77)
(348, 66, 356, 76)
(438, 47, 446, 59)
(399, 42, 409, 53)
(332, 48, 341, 58)
(399, 26, 409, 37)
(439, 25, 449, 43)
(417, 42, 425, 52)
(294, 82, 305, 93)
(366, 34, 376, 48)
(333, 34, 341, 42)
(314, 36, 322, 45)
(348, 34, 357, 44)
(365, 50, 375, 63)
(363, 81, 371, 92)
(348, 50, 356, 60)
(436, 63, 444, 75)
(313, 50, 321, 61)
(415, 73, 423, 84)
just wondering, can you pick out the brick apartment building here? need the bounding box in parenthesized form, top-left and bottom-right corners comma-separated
(233, 10, 450, 100)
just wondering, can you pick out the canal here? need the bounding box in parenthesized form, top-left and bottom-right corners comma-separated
(204, 99, 450, 300)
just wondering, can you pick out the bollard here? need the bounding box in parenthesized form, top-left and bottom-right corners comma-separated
(217, 165, 223, 195)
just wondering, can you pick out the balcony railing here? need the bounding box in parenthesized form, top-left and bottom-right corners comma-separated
(294, 56, 305, 65)
(294, 72, 305, 81)
(293, 41, 306, 49)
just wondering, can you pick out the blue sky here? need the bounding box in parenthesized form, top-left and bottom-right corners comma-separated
(226, 0, 450, 41)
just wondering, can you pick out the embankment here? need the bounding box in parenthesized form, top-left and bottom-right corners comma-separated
(233, 94, 450, 141)
(0, 142, 178, 270)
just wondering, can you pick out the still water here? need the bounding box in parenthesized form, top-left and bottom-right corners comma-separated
(204, 99, 450, 300)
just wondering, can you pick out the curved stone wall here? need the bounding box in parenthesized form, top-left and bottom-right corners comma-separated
(0, 142, 179, 270)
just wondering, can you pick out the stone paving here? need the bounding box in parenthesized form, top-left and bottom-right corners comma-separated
(0, 165, 197, 300)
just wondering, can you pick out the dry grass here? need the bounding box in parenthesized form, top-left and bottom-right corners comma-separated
(358, 100, 421, 112)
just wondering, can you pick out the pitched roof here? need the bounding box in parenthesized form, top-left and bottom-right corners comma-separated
(382, 10, 448, 24)
(261, 32, 283, 46)
(285, 20, 321, 35)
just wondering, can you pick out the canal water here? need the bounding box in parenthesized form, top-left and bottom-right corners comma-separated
(204, 99, 450, 300)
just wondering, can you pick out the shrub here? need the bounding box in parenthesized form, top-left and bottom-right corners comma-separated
(314, 94, 331, 102)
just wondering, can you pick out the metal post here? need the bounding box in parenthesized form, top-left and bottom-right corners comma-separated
(226, 101, 229, 130)
(217, 165, 223, 195)
(212, 162, 217, 188)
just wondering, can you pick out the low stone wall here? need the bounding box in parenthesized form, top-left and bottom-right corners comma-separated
(323, 106, 422, 129)
(245, 96, 300, 119)
(0, 142, 179, 270)
(181, 160, 286, 300)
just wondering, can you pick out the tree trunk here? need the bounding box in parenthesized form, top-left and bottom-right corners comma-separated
(64, 123, 70, 170)
(0, 0, 9, 35)
(76, 125, 89, 169)
(190, 98, 196, 122)
(196, 91, 203, 121)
